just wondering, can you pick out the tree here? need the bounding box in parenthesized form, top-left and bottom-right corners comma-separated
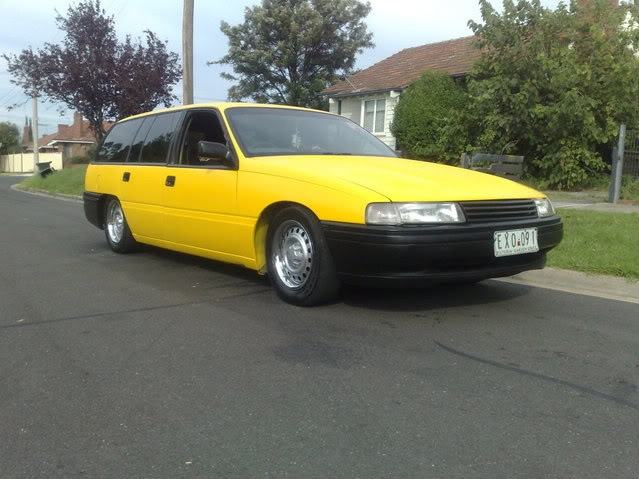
(3, 0, 182, 142)
(213, 0, 374, 109)
(0, 122, 20, 154)
(391, 72, 470, 164)
(467, 0, 638, 189)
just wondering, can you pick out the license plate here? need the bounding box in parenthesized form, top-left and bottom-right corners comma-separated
(494, 228, 539, 257)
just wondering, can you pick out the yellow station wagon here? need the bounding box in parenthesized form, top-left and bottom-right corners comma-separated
(83, 103, 563, 305)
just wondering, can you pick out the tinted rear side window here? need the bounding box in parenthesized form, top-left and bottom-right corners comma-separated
(140, 112, 180, 163)
(127, 117, 154, 163)
(96, 118, 143, 162)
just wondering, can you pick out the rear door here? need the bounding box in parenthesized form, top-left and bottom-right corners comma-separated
(118, 111, 183, 241)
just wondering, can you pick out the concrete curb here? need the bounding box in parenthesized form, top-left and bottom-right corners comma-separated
(555, 202, 638, 214)
(10, 183, 639, 305)
(10, 183, 82, 203)
(496, 268, 639, 305)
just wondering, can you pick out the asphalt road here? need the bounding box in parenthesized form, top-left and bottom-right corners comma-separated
(1, 175, 637, 479)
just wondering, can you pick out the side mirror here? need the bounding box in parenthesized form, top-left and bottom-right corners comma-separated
(198, 141, 229, 160)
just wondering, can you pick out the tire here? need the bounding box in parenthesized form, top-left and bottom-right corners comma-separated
(104, 197, 137, 253)
(266, 206, 340, 306)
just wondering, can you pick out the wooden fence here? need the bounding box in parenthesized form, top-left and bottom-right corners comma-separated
(460, 153, 524, 181)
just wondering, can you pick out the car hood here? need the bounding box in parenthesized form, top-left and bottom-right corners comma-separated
(244, 155, 544, 202)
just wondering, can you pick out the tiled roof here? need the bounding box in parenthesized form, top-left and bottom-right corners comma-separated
(323, 36, 482, 96)
(33, 115, 112, 148)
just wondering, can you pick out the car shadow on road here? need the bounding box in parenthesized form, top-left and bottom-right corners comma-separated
(100, 242, 533, 312)
(135, 244, 270, 286)
(339, 280, 532, 313)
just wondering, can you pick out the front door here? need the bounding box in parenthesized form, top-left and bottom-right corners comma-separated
(162, 109, 249, 262)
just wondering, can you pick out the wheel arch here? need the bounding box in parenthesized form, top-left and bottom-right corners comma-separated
(254, 201, 318, 274)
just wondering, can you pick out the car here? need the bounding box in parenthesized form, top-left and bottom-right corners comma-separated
(83, 103, 563, 306)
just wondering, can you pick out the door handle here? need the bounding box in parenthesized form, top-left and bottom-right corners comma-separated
(165, 175, 176, 187)
(122, 172, 130, 182)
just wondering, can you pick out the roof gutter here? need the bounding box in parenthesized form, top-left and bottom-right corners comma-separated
(47, 140, 95, 146)
(323, 87, 405, 99)
(323, 72, 470, 98)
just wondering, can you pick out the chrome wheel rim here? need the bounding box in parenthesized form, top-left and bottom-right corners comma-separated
(106, 201, 124, 244)
(273, 220, 313, 288)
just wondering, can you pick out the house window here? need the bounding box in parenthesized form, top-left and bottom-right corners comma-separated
(362, 99, 386, 134)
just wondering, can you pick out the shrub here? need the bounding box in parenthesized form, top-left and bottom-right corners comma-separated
(620, 175, 639, 201)
(531, 140, 609, 190)
(68, 155, 90, 164)
(391, 72, 470, 165)
(468, 0, 637, 190)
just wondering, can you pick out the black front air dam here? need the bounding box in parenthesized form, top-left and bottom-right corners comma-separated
(321, 216, 563, 287)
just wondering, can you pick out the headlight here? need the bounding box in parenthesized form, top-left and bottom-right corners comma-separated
(534, 198, 555, 217)
(366, 202, 466, 225)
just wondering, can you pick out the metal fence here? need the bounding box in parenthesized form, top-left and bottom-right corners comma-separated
(623, 129, 639, 177)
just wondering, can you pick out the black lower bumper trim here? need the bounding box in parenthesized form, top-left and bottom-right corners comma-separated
(322, 216, 563, 286)
(83, 191, 104, 229)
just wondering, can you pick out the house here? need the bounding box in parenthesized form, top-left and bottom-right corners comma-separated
(322, 36, 481, 150)
(23, 112, 111, 164)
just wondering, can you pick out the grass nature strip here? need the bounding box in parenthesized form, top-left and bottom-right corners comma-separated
(20, 166, 87, 197)
(18, 170, 639, 280)
(548, 208, 638, 280)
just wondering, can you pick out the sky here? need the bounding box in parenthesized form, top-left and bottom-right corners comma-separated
(0, 0, 564, 136)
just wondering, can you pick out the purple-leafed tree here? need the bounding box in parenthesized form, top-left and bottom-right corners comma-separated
(3, 0, 182, 142)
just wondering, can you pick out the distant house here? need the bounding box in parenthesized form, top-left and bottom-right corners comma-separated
(322, 36, 481, 150)
(23, 112, 112, 163)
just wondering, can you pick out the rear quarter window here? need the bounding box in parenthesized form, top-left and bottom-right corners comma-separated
(127, 117, 155, 163)
(96, 118, 143, 162)
(139, 112, 181, 163)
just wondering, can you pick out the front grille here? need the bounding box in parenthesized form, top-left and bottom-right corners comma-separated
(459, 199, 538, 224)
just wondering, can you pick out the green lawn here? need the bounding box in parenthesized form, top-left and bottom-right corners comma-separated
(20, 166, 87, 196)
(548, 208, 639, 280)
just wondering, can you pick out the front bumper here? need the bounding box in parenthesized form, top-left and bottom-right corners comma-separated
(322, 216, 563, 287)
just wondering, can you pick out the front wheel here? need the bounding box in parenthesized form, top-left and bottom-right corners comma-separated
(104, 197, 137, 253)
(267, 206, 340, 306)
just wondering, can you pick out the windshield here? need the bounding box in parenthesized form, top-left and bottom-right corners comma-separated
(224, 107, 397, 158)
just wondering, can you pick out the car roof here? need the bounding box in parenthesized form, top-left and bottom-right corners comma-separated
(120, 102, 332, 123)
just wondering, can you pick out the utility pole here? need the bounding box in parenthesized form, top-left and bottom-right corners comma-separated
(182, 0, 194, 105)
(32, 89, 40, 174)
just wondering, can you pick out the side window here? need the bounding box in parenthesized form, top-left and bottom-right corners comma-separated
(96, 118, 143, 162)
(127, 117, 154, 163)
(179, 111, 227, 166)
(139, 112, 180, 163)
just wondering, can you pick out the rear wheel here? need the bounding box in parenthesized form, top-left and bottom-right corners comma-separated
(267, 206, 340, 306)
(104, 197, 137, 253)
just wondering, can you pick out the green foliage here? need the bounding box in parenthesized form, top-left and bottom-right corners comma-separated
(391, 72, 470, 164)
(620, 174, 639, 201)
(214, 0, 374, 109)
(468, 0, 638, 189)
(65, 155, 90, 165)
(0, 122, 20, 154)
